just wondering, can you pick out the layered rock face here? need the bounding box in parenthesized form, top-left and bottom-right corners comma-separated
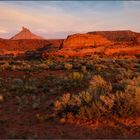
(0, 39, 50, 51)
(88, 30, 140, 43)
(62, 33, 112, 49)
(137, 35, 140, 44)
(0, 38, 63, 59)
(42, 33, 112, 58)
(11, 27, 44, 40)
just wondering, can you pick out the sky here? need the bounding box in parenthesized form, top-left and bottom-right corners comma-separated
(0, 1, 140, 39)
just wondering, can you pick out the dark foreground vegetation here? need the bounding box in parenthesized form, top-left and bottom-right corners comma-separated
(0, 55, 140, 138)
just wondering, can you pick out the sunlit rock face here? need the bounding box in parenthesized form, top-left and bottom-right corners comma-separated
(10, 27, 44, 40)
(42, 33, 112, 58)
(62, 33, 112, 49)
(137, 35, 140, 44)
(88, 30, 138, 42)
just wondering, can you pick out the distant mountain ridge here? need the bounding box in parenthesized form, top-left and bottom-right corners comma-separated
(10, 27, 44, 40)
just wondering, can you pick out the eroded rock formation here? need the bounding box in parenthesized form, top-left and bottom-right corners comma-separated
(62, 33, 112, 50)
(10, 27, 44, 40)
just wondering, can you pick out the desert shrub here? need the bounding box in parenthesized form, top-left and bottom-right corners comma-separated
(112, 83, 125, 92)
(54, 64, 63, 70)
(94, 64, 107, 72)
(54, 93, 80, 117)
(85, 61, 94, 70)
(124, 77, 140, 114)
(10, 78, 38, 96)
(43, 60, 55, 69)
(89, 75, 112, 98)
(41, 59, 52, 65)
(111, 76, 140, 117)
(54, 90, 113, 119)
(72, 62, 82, 70)
(54, 75, 113, 119)
(42, 72, 90, 96)
(0, 62, 10, 70)
(9, 61, 23, 65)
(121, 76, 140, 95)
(133, 89, 140, 113)
(14, 62, 32, 71)
(92, 55, 100, 60)
(111, 91, 136, 117)
(81, 65, 87, 73)
(0, 78, 4, 88)
(43, 76, 64, 94)
(38, 63, 49, 70)
(49, 62, 58, 70)
(10, 65, 17, 71)
(64, 63, 73, 70)
(77, 91, 105, 119)
(54, 75, 140, 119)
(69, 71, 84, 81)
(65, 73, 90, 91)
(11, 79, 24, 90)
(24, 78, 38, 93)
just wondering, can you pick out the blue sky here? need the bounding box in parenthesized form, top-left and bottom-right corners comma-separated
(0, 1, 140, 39)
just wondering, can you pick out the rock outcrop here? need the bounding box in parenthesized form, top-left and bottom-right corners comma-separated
(88, 30, 139, 43)
(0, 39, 49, 51)
(0, 38, 63, 59)
(10, 27, 44, 40)
(0, 38, 63, 55)
(62, 33, 112, 50)
(42, 33, 112, 58)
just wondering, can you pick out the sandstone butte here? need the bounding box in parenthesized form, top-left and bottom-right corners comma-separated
(10, 27, 44, 40)
(0, 27, 63, 54)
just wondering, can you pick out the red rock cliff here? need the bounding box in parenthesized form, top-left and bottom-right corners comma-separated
(62, 33, 112, 50)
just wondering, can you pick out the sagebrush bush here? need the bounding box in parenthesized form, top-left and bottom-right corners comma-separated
(70, 71, 83, 80)
(111, 91, 136, 117)
(89, 75, 112, 98)
(0, 78, 4, 89)
(38, 63, 49, 70)
(11, 78, 38, 96)
(64, 63, 73, 70)
(54, 75, 113, 119)
(11, 79, 24, 90)
(54, 91, 111, 119)
(0, 62, 10, 70)
(54, 75, 140, 119)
